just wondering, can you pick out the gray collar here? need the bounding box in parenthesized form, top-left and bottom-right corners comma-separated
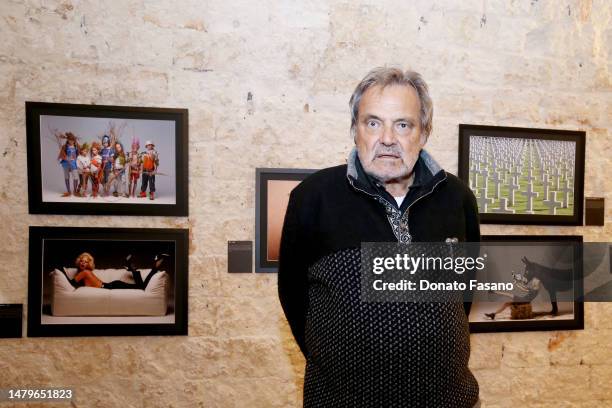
(346, 147, 443, 182)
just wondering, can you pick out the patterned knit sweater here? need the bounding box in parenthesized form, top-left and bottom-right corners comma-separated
(278, 149, 480, 407)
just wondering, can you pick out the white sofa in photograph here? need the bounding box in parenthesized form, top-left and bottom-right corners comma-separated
(49, 268, 169, 316)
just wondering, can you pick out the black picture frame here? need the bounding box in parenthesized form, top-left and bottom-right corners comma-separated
(28, 227, 189, 337)
(255, 168, 317, 273)
(26, 102, 188, 216)
(469, 235, 584, 334)
(458, 124, 585, 225)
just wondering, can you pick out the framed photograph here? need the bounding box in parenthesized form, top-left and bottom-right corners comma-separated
(255, 168, 317, 273)
(28, 227, 188, 337)
(26, 102, 188, 216)
(458, 124, 585, 225)
(469, 235, 584, 333)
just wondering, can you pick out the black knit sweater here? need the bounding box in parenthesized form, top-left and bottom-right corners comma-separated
(278, 149, 480, 407)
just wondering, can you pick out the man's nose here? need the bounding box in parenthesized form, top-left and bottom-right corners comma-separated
(380, 124, 396, 145)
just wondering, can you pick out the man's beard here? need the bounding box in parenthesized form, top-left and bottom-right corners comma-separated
(357, 145, 413, 183)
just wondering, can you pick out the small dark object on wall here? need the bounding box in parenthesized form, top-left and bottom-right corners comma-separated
(0, 304, 23, 338)
(228, 241, 253, 273)
(585, 197, 604, 226)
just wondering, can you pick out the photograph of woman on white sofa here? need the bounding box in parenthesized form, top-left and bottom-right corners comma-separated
(41, 238, 177, 323)
(28, 227, 189, 337)
(29, 227, 188, 337)
(60, 251, 169, 290)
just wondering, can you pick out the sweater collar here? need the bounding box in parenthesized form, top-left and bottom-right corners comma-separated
(346, 147, 445, 196)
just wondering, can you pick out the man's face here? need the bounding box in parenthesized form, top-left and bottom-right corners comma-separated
(354, 84, 427, 183)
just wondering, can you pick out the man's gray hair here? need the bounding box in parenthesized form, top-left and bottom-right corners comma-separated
(349, 67, 433, 138)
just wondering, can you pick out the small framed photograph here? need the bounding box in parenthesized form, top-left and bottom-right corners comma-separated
(26, 102, 188, 216)
(458, 124, 585, 225)
(28, 227, 188, 337)
(255, 168, 316, 273)
(469, 235, 584, 333)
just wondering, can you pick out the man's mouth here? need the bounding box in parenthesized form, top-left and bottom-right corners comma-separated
(376, 153, 400, 159)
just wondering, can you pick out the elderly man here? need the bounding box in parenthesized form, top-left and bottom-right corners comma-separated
(278, 67, 481, 407)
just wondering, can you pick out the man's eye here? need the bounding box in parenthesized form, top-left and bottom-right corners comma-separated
(367, 121, 378, 128)
(397, 122, 410, 129)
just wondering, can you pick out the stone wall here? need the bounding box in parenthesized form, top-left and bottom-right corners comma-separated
(0, 0, 610, 406)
